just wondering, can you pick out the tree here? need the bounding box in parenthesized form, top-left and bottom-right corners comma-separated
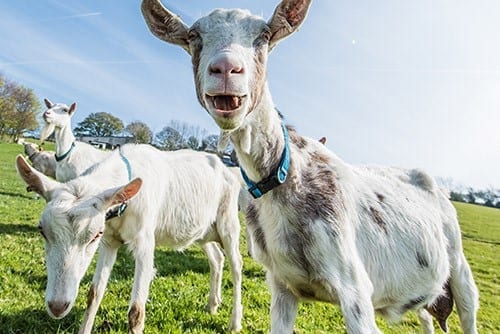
(125, 121, 152, 144)
(0, 74, 40, 142)
(154, 120, 210, 151)
(155, 126, 185, 150)
(74, 112, 124, 137)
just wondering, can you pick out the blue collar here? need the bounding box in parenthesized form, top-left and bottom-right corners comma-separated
(55, 142, 76, 162)
(106, 148, 132, 221)
(119, 148, 132, 181)
(240, 123, 290, 199)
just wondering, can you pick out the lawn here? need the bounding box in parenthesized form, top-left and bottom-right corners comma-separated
(0, 142, 498, 333)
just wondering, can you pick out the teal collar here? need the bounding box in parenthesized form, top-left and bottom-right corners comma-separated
(55, 142, 75, 162)
(240, 123, 290, 199)
(106, 149, 132, 221)
(119, 148, 132, 181)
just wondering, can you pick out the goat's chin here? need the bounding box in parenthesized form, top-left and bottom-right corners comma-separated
(40, 123, 55, 142)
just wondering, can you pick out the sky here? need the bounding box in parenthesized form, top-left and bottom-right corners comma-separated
(1, 1, 499, 189)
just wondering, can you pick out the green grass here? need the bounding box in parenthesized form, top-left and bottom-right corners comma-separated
(0, 142, 498, 333)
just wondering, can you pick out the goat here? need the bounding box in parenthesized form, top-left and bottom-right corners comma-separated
(16, 144, 243, 333)
(141, 1, 479, 333)
(41, 99, 108, 182)
(23, 142, 56, 179)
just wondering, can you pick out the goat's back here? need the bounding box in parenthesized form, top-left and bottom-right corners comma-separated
(114, 145, 240, 249)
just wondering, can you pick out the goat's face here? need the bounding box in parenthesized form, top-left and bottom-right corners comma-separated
(142, 0, 312, 130)
(38, 194, 106, 319)
(41, 98, 76, 140)
(15, 155, 143, 319)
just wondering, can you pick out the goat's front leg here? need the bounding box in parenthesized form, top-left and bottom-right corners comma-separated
(333, 260, 381, 334)
(79, 241, 119, 334)
(268, 273, 299, 334)
(128, 235, 156, 334)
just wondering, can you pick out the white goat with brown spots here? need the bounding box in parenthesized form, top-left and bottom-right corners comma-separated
(141, 0, 479, 333)
(41, 99, 108, 182)
(16, 144, 243, 333)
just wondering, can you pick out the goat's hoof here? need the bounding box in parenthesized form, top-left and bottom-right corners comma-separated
(228, 321, 242, 333)
(205, 303, 220, 314)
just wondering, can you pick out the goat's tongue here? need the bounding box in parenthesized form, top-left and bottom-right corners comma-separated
(213, 96, 240, 111)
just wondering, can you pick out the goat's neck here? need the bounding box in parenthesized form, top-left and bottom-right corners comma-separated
(230, 88, 285, 182)
(54, 124, 76, 157)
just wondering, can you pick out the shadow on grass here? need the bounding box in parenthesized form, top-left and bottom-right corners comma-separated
(0, 307, 83, 334)
(0, 222, 37, 235)
(0, 190, 33, 200)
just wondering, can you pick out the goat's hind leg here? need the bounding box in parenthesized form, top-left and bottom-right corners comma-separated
(202, 242, 224, 314)
(450, 253, 479, 334)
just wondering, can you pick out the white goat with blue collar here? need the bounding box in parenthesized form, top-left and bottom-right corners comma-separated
(16, 143, 243, 333)
(142, 0, 479, 333)
(41, 98, 108, 182)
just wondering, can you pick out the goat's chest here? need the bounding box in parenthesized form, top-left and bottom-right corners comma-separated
(250, 203, 335, 301)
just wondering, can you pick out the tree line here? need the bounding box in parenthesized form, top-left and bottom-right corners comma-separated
(0, 72, 230, 155)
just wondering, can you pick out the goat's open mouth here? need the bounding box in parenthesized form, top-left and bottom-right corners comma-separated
(206, 95, 245, 114)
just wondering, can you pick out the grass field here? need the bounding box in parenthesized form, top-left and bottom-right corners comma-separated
(0, 142, 498, 333)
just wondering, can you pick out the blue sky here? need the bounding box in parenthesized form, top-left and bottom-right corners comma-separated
(1, 1, 499, 189)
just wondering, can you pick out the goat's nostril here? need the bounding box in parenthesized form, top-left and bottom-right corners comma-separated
(230, 67, 244, 74)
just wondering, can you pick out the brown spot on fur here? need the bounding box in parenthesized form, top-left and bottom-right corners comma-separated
(87, 284, 97, 308)
(289, 130, 308, 149)
(128, 302, 144, 331)
(416, 252, 429, 268)
(369, 206, 387, 233)
(246, 203, 267, 255)
(310, 151, 330, 165)
(403, 295, 427, 311)
(425, 280, 453, 332)
(375, 192, 385, 202)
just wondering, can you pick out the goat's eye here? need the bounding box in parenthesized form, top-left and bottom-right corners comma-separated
(90, 231, 104, 244)
(38, 225, 47, 240)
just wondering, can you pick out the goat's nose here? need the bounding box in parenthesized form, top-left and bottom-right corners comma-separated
(209, 53, 244, 76)
(48, 301, 70, 318)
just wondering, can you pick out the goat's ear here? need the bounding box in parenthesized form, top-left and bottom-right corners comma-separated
(16, 155, 59, 201)
(44, 98, 53, 109)
(101, 178, 143, 209)
(319, 137, 326, 145)
(268, 0, 312, 50)
(141, 0, 190, 54)
(68, 103, 77, 116)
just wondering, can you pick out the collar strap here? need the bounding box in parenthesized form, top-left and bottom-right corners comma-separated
(55, 142, 76, 162)
(119, 148, 132, 181)
(105, 149, 132, 221)
(240, 123, 290, 199)
(105, 202, 128, 221)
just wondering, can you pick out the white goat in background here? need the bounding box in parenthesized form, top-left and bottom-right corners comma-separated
(41, 99, 108, 182)
(23, 142, 56, 179)
(141, 0, 478, 333)
(16, 144, 243, 333)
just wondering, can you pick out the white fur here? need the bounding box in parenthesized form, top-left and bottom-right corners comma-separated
(42, 99, 108, 182)
(16, 144, 243, 333)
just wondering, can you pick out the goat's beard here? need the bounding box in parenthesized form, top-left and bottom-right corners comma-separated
(40, 123, 55, 143)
